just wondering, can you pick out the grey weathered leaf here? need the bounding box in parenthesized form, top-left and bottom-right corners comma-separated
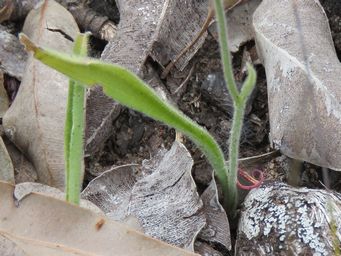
(3, 0, 79, 189)
(0, 25, 27, 80)
(209, 0, 261, 53)
(3, 138, 37, 184)
(0, 235, 28, 256)
(236, 181, 341, 255)
(85, 0, 209, 155)
(198, 178, 231, 251)
(13, 182, 103, 214)
(0, 71, 9, 118)
(0, 136, 14, 183)
(253, 0, 341, 170)
(0, 181, 199, 256)
(82, 141, 206, 251)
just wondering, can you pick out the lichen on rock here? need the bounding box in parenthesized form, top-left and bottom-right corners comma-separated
(236, 182, 341, 255)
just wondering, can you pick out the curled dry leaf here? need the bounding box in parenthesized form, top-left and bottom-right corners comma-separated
(82, 141, 206, 251)
(3, 0, 79, 189)
(253, 0, 341, 170)
(198, 177, 231, 251)
(0, 181, 199, 256)
(236, 181, 341, 255)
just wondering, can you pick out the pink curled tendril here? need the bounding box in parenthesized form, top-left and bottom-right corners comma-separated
(237, 168, 264, 190)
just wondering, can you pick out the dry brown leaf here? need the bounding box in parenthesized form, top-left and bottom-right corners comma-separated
(3, 0, 79, 189)
(236, 181, 341, 255)
(82, 141, 206, 251)
(253, 0, 341, 170)
(0, 181, 199, 256)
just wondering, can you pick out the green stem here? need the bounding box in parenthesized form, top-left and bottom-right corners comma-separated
(213, 0, 257, 216)
(213, 0, 239, 102)
(226, 103, 245, 213)
(65, 33, 89, 205)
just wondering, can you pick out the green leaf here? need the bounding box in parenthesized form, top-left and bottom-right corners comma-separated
(19, 33, 229, 206)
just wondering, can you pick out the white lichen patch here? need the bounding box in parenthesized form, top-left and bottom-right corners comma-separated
(236, 182, 341, 255)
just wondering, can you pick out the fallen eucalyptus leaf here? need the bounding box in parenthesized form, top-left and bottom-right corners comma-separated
(236, 181, 341, 255)
(148, 0, 208, 70)
(198, 177, 231, 251)
(0, 25, 27, 80)
(13, 182, 103, 214)
(0, 71, 9, 118)
(85, 87, 121, 155)
(84, 0, 167, 155)
(194, 241, 223, 256)
(0, 235, 28, 256)
(0, 135, 14, 183)
(3, 138, 37, 184)
(0, 181, 199, 256)
(209, 0, 261, 53)
(253, 0, 341, 170)
(3, 0, 79, 188)
(82, 141, 206, 251)
(85, 0, 208, 155)
(81, 165, 137, 221)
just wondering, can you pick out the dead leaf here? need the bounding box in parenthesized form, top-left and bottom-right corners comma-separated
(149, 0, 208, 70)
(13, 182, 103, 214)
(0, 135, 14, 183)
(209, 0, 262, 53)
(85, 87, 121, 156)
(0, 25, 28, 80)
(0, 71, 9, 117)
(198, 178, 231, 251)
(194, 241, 223, 256)
(0, 234, 28, 256)
(253, 0, 341, 170)
(236, 181, 341, 255)
(3, 138, 37, 184)
(3, 0, 80, 189)
(0, 181, 199, 256)
(84, 0, 166, 155)
(82, 141, 206, 251)
(85, 0, 209, 155)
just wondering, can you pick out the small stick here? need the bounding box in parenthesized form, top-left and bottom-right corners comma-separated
(161, 0, 241, 79)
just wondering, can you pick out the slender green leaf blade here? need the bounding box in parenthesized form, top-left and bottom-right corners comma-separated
(20, 33, 229, 201)
(65, 33, 89, 204)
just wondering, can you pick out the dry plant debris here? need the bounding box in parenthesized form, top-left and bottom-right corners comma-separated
(82, 142, 220, 251)
(253, 0, 341, 171)
(3, 0, 79, 189)
(0, 181, 199, 256)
